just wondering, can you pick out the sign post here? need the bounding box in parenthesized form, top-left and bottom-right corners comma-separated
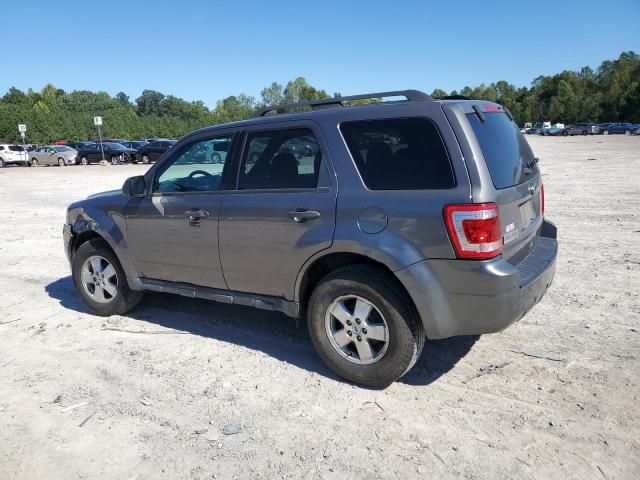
(18, 124, 27, 166)
(93, 116, 105, 163)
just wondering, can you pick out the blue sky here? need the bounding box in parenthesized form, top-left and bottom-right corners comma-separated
(2, 0, 638, 107)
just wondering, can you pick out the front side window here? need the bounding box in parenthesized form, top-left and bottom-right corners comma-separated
(239, 128, 324, 190)
(154, 135, 233, 193)
(340, 118, 455, 190)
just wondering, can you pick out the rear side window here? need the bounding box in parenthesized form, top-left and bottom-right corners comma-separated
(8, 145, 24, 152)
(468, 112, 538, 189)
(340, 118, 454, 190)
(238, 128, 325, 190)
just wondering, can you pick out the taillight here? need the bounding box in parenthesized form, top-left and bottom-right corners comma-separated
(443, 203, 502, 259)
(540, 184, 545, 216)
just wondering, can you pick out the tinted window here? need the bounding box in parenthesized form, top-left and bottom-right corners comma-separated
(340, 118, 454, 190)
(54, 146, 73, 152)
(467, 112, 538, 189)
(239, 128, 325, 190)
(8, 145, 25, 152)
(154, 135, 233, 193)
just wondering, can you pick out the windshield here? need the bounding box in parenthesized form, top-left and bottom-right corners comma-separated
(467, 112, 538, 189)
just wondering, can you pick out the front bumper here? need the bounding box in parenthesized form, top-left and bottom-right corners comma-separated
(397, 219, 558, 339)
(63, 224, 74, 263)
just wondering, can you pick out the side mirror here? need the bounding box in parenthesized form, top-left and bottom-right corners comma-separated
(122, 175, 146, 197)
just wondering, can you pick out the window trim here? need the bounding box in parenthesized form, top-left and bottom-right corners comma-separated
(337, 116, 456, 192)
(149, 132, 238, 197)
(232, 122, 333, 193)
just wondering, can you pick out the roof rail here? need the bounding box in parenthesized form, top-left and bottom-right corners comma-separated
(251, 89, 433, 118)
(442, 95, 471, 100)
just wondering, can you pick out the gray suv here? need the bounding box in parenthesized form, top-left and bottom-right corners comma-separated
(63, 90, 557, 387)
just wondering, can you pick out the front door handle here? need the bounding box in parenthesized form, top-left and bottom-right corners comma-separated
(185, 209, 211, 221)
(288, 209, 321, 223)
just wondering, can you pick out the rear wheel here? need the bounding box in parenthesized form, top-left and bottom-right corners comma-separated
(31, 158, 39, 167)
(58, 158, 65, 167)
(307, 265, 424, 387)
(625, 130, 631, 135)
(603, 130, 609, 135)
(561, 130, 568, 136)
(0, 158, 5, 168)
(72, 239, 143, 316)
(110, 155, 119, 165)
(142, 155, 150, 164)
(81, 156, 89, 165)
(582, 130, 588, 136)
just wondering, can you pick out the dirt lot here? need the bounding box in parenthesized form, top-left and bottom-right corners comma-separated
(0, 136, 639, 480)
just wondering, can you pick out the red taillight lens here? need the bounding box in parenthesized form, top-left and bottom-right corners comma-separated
(443, 203, 502, 259)
(540, 184, 545, 216)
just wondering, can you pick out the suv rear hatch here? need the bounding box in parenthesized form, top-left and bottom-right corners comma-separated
(7, 145, 27, 161)
(464, 103, 543, 261)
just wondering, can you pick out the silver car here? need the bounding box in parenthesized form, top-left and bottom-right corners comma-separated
(30, 145, 78, 166)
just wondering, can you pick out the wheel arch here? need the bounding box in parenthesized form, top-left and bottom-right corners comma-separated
(295, 251, 420, 320)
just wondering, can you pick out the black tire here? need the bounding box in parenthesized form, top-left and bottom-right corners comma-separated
(110, 155, 118, 165)
(142, 155, 150, 164)
(307, 265, 424, 387)
(72, 238, 143, 316)
(582, 130, 588, 136)
(603, 130, 609, 135)
(625, 130, 631, 135)
(561, 130, 568, 136)
(0, 158, 5, 168)
(31, 158, 39, 167)
(81, 156, 89, 166)
(58, 157, 65, 167)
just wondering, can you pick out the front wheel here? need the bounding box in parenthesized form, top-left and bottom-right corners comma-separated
(603, 130, 609, 135)
(0, 158, 5, 168)
(72, 239, 143, 316)
(58, 157, 65, 167)
(582, 130, 588, 136)
(307, 265, 424, 387)
(625, 130, 631, 135)
(142, 155, 150, 164)
(31, 158, 39, 167)
(562, 131, 568, 136)
(110, 155, 119, 165)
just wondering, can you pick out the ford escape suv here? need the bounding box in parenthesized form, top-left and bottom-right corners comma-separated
(63, 90, 557, 387)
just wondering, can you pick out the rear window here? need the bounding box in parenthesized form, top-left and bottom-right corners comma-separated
(468, 112, 538, 189)
(340, 118, 454, 190)
(8, 145, 25, 152)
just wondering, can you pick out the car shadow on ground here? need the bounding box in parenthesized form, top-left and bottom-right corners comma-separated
(46, 276, 478, 388)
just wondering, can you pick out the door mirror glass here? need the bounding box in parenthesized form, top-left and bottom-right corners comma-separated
(122, 175, 146, 197)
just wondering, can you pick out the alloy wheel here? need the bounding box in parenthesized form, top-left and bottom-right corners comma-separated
(324, 295, 389, 365)
(81, 255, 118, 303)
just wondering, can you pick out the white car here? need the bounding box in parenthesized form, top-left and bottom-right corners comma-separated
(0, 144, 29, 167)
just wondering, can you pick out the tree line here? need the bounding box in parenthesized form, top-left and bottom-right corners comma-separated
(1, 51, 638, 144)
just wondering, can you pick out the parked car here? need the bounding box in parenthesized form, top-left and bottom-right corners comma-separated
(135, 140, 177, 164)
(76, 142, 137, 165)
(599, 123, 637, 135)
(542, 127, 563, 136)
(29, 145, 77, 166)
(0, 144, 29, 167)
(66, 141, 97, 151)
(119, 140, 148, 151)
(632, 127, 640, 136)
(63, 90, 557, 387)
(561, 123, 599, 136)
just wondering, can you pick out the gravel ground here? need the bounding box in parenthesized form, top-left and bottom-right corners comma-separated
(0, 136, 639, 480)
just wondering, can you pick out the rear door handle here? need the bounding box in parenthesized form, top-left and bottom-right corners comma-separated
(288, 209, 321, 223)
(185, 209, 210, 221)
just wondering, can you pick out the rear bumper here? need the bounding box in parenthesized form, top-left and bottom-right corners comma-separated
(397, 219, 558, 339)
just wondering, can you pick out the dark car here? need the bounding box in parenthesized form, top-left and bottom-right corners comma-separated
(119, 140, 149, 151)
(66, 141, 96, 151)
(135, 140, 177, 164)
(76, 142, 136, 165)
(599, 123, 637, 135)
(63, 90, 557, 387)
(561, 123, 599, 136)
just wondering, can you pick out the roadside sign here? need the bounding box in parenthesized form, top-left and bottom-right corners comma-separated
(18, 124, 27, 132)
(94, 116, 103, 126)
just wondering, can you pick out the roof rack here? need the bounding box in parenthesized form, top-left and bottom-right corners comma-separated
(251, 89, 433, 118)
